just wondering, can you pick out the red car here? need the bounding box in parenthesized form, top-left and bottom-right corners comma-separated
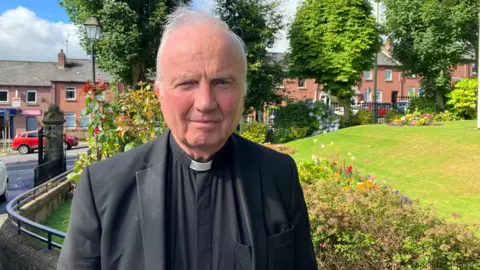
(12, 131, 79, 155)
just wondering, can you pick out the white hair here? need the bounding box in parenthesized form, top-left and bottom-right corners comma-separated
(156, 6, 248, 94)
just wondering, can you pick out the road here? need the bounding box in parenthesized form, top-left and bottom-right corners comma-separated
(0, 143, 88, 214)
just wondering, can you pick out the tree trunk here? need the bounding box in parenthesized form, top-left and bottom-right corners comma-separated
(131, 61, 147, 85)
(340, 98, 352, 126)
(435, 91, 445, 110)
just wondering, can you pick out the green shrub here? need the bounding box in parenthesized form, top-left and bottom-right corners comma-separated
(409, 96, 441, 114)
(274, 101, 315, 131)
(240, 121, 268, 144)
(272, 126, 309, 143)
(355, 109, 373, 125)
(385, 109, 403, 123)
(446, 78, 478, 119)
(434, 110, 459, 122)
(302, 180, 480, 269)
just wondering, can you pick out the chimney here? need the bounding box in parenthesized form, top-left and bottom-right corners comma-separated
(57, 49, 66, 68)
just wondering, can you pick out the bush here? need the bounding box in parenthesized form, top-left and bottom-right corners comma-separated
(274, 101, 315, 131)
(385, 109, 403, 123)
(409, 96, 441, 114)
(446, 78, 478, 119)
(240, 121, 268, 144)
(303, 180, 480, 269)
(355, 109, 373, 125)
(272, 126, 309, 143)
(284, 151, 480, 269)
(434, 110, 459, 122)
(309, 102, 340, 135)
(389, 109, 436, 126)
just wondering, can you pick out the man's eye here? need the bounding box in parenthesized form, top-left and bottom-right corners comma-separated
(178, 81, 196, 88)
(213, 79, 231, 86)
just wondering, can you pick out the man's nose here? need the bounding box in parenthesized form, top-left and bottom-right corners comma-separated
(194, 81, 217, 112)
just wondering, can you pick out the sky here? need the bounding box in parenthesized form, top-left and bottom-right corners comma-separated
(0, 0, 383, 62)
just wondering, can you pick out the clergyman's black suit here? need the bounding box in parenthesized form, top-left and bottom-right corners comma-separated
(57, 130, 317, 270)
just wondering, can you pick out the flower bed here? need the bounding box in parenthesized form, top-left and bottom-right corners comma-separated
(389, 109, 439, 126)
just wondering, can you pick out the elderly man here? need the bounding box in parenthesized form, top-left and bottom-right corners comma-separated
(57, 7, 317, 270)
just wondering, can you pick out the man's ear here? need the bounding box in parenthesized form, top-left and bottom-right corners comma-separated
(154, 82, 163, 103)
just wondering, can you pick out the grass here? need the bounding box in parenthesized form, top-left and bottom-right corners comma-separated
(40, 200, 72, 245)
(287, 120, 480, 224)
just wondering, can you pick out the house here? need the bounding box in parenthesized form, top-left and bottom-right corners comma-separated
(273, 48, 476, 104)
(0, 49, 123, 139)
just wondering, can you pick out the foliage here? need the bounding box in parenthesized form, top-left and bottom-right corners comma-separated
(274, 101, 315, 131)
(383, 0, 478, 109)
(385, 109, 403, 124)
(287, 0, 381, 121)
(434, 110, 460, 122)
(215, 0, 286, 111)
(272, 127, 309, 144)
(262, 143, 296, 155)
(446, 78, 478, 119)
(409, 96, 441, 114)
(303, 179, 480, 269)
(389, 109, 437, 126)
(308, 102, 340, 135)
(354, 109, 373, 125)
(59, 0, 189, 84)
(239, 121, 268, 144)
(67, 81, 165, 183)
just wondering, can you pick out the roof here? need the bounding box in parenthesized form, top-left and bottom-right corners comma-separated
(268, 51, 399, 68)
(0, 59, 113, 86)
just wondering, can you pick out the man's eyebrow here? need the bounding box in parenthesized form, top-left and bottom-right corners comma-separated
(212, 74, 238, 82)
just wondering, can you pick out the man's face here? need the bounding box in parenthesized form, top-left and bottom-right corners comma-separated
(156, 24, 246, 157)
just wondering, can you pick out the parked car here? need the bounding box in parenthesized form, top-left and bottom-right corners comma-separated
(0, 160, 9, 202)
(12, 130, 79, 155)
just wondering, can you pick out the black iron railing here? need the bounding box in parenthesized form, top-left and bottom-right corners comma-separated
(6, 170, 72, 250)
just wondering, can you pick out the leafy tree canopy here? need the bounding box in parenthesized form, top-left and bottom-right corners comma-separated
(60, 0, 189, 85)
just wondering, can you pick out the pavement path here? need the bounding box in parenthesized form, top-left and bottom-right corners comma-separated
(0, 143, 88, 214)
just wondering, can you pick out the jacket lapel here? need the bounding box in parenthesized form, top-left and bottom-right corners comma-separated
(232, 134, 267, 270)
(136, 130, 170, 270)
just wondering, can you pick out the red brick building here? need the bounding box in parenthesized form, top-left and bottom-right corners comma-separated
(273, 50, 477, 104)
(0, 49, 123, 139)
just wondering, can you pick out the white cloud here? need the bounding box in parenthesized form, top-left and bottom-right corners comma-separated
(0, 6, 88, 61)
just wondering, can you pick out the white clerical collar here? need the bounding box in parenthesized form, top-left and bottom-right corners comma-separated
(189, 159, 212, 171)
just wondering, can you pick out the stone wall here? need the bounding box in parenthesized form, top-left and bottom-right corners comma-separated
(19, 180, 71, 223)
(0, 214, 60, 270)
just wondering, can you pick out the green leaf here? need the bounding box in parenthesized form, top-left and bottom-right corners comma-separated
(124, 141, 138, 152)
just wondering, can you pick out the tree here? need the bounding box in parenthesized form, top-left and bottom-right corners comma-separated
(383, 0, 478, 109)
(287, 0, 382, 122)
(59, 0, 190, 85)
(214, 0, 286, 112)
(446, 78, 478, 119)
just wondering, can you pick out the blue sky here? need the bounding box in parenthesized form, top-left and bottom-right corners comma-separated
(0, 0, 71, 22)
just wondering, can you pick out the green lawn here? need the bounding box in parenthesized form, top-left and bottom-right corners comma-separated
(41, 200, 72, 245)
(288, 120, 480, 224)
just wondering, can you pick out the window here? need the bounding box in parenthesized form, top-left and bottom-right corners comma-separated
(65, 112, 76, 128)
(26, 90, 37, 104)
(0, 90, 8, 103)
(27, 132, 38, 138)
(66, 86, 76, 100)
(408, 87, 416, 96)
(81, 115, 91, 128)
(364, 70, 372, 80)
(376, 90, 382, 102)
(385, 69, 392, 81)
(297, 79, 305, 88)
(473, 64, 477, 75)
(418, 88, 423, 96)
(364, 87, 371, 102)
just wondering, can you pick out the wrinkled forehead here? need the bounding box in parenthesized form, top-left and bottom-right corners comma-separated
(159, 24, 245, 74)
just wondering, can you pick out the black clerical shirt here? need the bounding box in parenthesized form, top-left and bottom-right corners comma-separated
(165, 134, 251, 270)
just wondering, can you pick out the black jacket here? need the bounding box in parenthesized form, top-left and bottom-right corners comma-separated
(57, 131, 317, 270)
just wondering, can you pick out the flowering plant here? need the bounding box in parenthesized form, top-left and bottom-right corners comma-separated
(263, 143, 296, 155)
(307, 101, 340, 135)
(389, 109, 437, 126)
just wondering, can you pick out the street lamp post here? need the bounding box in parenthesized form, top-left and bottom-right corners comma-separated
(372, 0, 380, 124)
(83, 17, 102, 161)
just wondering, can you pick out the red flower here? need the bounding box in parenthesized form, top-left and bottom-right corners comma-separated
(83, 81, 93, 93)
(93, 127, 100, 135)
(346, 165, 352, 173)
